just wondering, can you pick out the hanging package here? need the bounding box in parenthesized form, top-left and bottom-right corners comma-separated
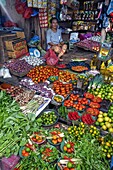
(23, 7, 33, 19)
(15, 1, 26, 14)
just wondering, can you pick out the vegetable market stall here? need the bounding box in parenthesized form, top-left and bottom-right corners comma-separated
(0, 58, 113, 170)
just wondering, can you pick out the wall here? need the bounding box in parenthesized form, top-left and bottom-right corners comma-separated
(0, 0, 24, 28)
(0, 0, 42, 43)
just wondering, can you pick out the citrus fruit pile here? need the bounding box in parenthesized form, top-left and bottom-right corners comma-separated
(67, 122, 86, 140)
(89, 84, 113, 102)
(95, 111, 113, 133)
(100, 134, 113, 158)
(89, 125, 100, 139)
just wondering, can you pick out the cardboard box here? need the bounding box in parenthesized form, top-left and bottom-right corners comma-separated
(7, 46, 28, 58)
(16, 31, 25, 39)
(0, 33, 17, 63)
(5, 38, 27, 51)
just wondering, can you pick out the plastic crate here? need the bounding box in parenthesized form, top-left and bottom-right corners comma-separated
(1, 155, 20, 170)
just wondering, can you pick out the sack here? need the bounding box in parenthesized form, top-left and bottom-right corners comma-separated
(44, 49, 58, 66)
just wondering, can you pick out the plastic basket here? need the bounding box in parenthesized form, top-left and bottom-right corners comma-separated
(1, 155, 20, 170)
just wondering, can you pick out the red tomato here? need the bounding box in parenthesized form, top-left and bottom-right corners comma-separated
(84, 92, 94, 99)
(89, 102, 100, 109)
(92, 96, 102, 103)
(67, 148, 72, 153)
(86, 107, 99, 116)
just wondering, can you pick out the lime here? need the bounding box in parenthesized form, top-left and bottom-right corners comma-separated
(93, 131, 97, 134)
(100, 122, 104, 126)
(95, 122, 99, 126)
(107, 153, 111, 158)
(67, 162, 73, 168)
(90, 130, 93, 133)
(105, 145, 108, 149)
(103, 113, 107, 117)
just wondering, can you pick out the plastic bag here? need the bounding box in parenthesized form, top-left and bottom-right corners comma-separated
(107, 0, 113, 15)
(0, 68, 4, 77)
(111, 156, 113, 170)
(3, 68, 11, 78)
(44, 49, 58, 66)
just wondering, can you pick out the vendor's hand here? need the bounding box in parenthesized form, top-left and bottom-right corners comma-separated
(58, 58, 63, 61)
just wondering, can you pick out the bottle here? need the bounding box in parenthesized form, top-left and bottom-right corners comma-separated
(104, 70, 109, 83)
(90, 55, 97, 70)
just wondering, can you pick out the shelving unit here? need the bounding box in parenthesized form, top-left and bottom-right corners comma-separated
(59, 0, 99, 33)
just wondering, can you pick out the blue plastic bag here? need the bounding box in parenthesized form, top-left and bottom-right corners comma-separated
(107, 0, 113, 15)
(111, 156, 113, 170)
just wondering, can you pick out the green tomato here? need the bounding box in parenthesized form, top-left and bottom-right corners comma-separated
(66, 143, 71, 148)
(25, 147, 31, 152)
(67, 162, 73, 168)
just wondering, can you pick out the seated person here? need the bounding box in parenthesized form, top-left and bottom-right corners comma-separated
(46, 17, 67, 61)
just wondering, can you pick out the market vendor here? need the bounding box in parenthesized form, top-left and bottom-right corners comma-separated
(46, 17, 67, 61)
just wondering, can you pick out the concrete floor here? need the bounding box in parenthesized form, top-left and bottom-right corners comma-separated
(61, 47, 95, 64)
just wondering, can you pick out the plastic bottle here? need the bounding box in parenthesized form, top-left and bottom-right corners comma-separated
(90, 54, 97, 70)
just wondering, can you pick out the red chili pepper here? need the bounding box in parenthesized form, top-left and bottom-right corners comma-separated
(68, 112, 73, 120)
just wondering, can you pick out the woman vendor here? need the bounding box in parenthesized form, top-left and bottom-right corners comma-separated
(46, 17, 67, 61)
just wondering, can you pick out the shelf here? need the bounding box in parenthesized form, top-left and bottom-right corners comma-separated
(70, 30, 96, 33)
(58, 19, 97, 23)
(58, 20, 72, 22)
(72, 19, 97, 22)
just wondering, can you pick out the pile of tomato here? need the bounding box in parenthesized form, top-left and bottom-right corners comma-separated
(53, 81, 73, 98)
(58, 71, 77, 83)
(64, 94, 88, 111)
(27, 66, 59, 83)
(64, 92, 102, 116)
